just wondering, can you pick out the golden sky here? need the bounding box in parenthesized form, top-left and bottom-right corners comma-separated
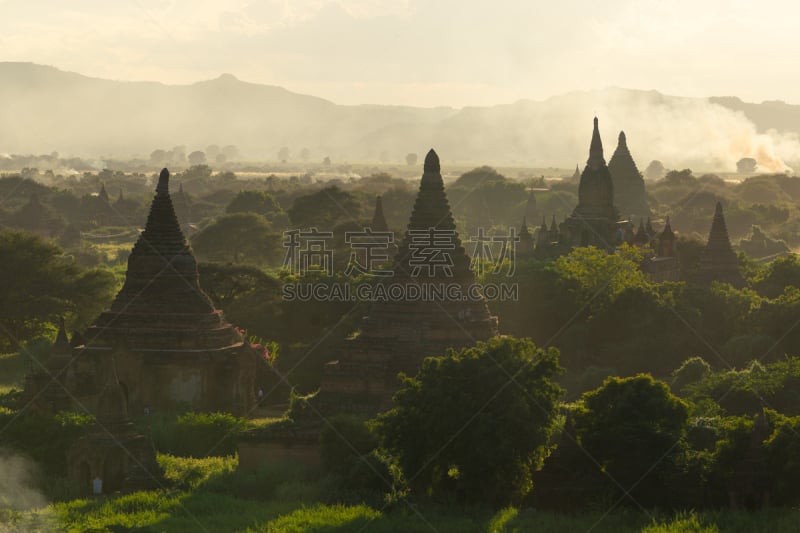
(0, 0, 796, 107)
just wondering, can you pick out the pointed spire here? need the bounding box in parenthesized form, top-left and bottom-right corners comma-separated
(697, 201, 744, 287)
(179, 182, 184, 194)
(645, 216, 654, 236)
(371, 195, 389, 232)
(521, 215, 528, 231)
(117, 189, 124, 203)
(541, 215, 547, 229)
(108, 165, 213, 315)
(550, 214, 558, 232)
(424, 149, 440, 173)
(587, 117, 605, 170)
(618, 130, 627, 147)
(709, 202, 730, 242)
(156, 168, 170, 195)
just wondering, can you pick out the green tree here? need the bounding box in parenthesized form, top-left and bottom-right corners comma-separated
(225, 190, 285, 222)
(0, 228, 116, 348)
(573, 375, 689, 506)
(288, 186, 361, 229)
(191, 213, 281, 265)
(374, 337, 564, 505)
(552, 244, 649, 312)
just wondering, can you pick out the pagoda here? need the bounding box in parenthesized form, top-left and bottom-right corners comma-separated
(561, 118, 619, 249)
(641, 217, 680, 282)
(696, 202, 745, 287)
(608, 131, 650, 219)
(318, 150, 498, 413)
(26, 169, 257, 415)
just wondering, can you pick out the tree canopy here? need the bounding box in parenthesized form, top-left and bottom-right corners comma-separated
(374, 337, 563, 505)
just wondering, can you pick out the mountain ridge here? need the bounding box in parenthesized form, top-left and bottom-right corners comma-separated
(0, 63, 797, 171)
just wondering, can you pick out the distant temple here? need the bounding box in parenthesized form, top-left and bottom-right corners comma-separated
(641, 217, 680, 282)
(695, 201, 745, 287)
(317, 149, 499, 413)
(24, 169, 258, 416)
(608, 131, 650, 219)
(553, 117, 620, 251)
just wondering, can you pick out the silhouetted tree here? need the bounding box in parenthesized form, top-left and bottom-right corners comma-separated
(188, 151, 206, 166)
(737, 157, 758, 174)
(374, 337, 564, 506)
(645, 160, 666, 180)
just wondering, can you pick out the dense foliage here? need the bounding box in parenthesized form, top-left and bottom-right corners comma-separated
(374, 337, 563, 505)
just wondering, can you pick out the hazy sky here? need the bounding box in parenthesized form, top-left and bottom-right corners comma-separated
(1, 0, 797, 107)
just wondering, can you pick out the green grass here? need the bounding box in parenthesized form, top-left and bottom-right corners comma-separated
(3, 454, 800, 532)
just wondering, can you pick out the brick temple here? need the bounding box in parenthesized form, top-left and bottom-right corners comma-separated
(317, 149, 499, 413)
(25, 168, 258, 416)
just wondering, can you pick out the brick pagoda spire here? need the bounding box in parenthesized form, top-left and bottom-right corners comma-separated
(319, 149, 498, 412)
(608, 131, 650, 218)
(696, 202, 744, 287)
(562, 118, 619, 249)
(38, 168, 257, 415)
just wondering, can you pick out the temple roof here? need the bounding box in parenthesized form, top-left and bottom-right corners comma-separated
(706, 202, 734, 252)
(608, 130, 650, 217)
(587, 117, 605, 170)
(84, 168, 243, 351)
(697, 202, 744, 286)
(577, 118, 615, 213)
(393, 149, 472, 281)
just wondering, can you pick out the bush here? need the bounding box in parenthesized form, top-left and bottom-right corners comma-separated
(672, 357, 711, 393)
(374, 337, 564, 506)
(573, 375, 690, 508)
(144, 412, 248, 457)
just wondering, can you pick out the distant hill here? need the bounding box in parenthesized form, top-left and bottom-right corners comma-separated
(0, 63, 798, 172)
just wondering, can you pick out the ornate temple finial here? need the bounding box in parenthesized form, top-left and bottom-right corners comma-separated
(587, 117, 605, 169)
(715, 201, 723, 215)
(618, 131, 626, 146)
(424, 149, 440, 173)
(157, 168, 170, 195)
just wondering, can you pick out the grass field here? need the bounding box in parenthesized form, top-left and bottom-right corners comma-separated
(1, 453, 798, 532)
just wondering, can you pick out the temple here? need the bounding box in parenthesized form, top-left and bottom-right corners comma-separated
(641, 217, 680, 282)
(316, 149, 499, 413)
(695, 202, 745, 287)
(24, 168, 258, 416)
(560, 118, 620, 250)
(66, 371, 162, 493)
(608, 131, 650, 219)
